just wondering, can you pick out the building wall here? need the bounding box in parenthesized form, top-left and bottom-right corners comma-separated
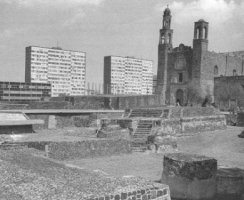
(157, 10, 244, 106)
(25, 46, 86, 97)
(167, 44, 193, 104)
(142, 60, 153, 94)
(214, 76, 244, 110)
(0, 82, 51, 101)
(103, 56, 153, 95)
(200, 52, 244, 99)
(166, 49, 243, 106)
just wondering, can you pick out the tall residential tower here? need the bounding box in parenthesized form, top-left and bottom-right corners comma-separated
(25, 46, 86, 97)
(104, 56, 153, 95)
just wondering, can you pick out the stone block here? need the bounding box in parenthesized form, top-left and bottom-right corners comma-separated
(162, 153, 217, 200)
(48, 115, 56, 129)
(216, 168, 244, 200)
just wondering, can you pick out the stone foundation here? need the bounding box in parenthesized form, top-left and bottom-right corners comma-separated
(217, 168, 244, 200)
(0, 125, 34, 134)
(162, 153, 217, 200)
(86, 185, 171, 200)
(27, 139, 131, 160)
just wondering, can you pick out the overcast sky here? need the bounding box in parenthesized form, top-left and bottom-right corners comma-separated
(0, 0, 243, 84)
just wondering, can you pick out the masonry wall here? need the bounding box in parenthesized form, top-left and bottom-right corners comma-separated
(27, 139, 131, 160)
(167, 44, 193, 105)
(28, 112, 122, 130)
(214, 76, 244, 110)
(200, 52, 243, 98)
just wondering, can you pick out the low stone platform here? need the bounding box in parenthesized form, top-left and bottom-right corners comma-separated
(103, 107, 226, 152)
(0, 112, 43, 134)
(0, 129, 132, 160)
(162, 153, 217, 200)
(0, 148, 171, 200)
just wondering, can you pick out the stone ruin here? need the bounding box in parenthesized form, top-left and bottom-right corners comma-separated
(101, 106, 226, 151)
(162, 153, 244, 200)
(0, 112, 43, 134)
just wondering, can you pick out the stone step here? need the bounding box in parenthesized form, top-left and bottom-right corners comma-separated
(134, 132, 150, 135)
(133, 135, 149, 139)
(132, 139, 148, 144)
(134, 132, 151, 135)
(135, 128, 151, 131)
(136, 127, 152, 129)
(129, 109, 163, 118)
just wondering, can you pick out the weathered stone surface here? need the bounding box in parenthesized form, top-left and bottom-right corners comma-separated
(96, 130, 108, 138)
(217, 168, 244, 200)
(237, 112, 244, 127)
(47, 139, 131, 160)
(163, 153, 217, 180)
(162, 153, 217, 200)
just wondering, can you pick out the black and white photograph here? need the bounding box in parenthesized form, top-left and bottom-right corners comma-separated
(0, 0, 243, 199)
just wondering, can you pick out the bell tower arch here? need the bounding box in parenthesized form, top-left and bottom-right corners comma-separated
(156, 6, 173, 104)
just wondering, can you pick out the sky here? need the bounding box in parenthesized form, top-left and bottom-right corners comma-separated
(0, 0, 243, 85)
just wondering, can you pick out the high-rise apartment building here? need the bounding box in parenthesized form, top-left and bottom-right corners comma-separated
(25, 46, 86, 97)
(104, 56, 153, 95)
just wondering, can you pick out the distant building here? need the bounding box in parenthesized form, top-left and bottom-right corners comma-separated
(157, 7, 244, 105)
(0, 81, 51, 101)
(25, 46, 86, 97)
(104, 56, 153, 95)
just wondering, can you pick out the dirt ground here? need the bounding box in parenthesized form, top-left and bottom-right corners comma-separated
(67, 126, 244, 181)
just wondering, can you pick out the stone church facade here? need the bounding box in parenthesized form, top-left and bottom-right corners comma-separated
(156, 7, 244, 106)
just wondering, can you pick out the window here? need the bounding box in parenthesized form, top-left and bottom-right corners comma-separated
(214, 65, 218, 75)
(178, 73, 183, 83)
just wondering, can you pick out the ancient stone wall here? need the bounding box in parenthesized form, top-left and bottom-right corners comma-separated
(0, 125, 33, 134)
(28, 112, 122, 130)
(85, 186, 170, 200)
(29, 139, 131, 160)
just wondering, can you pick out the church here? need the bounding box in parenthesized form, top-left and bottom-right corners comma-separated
(156, 7, 244, 107)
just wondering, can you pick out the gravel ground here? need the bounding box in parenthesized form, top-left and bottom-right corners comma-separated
(0, 148, 163, 200)
(0, 126, 243, 199)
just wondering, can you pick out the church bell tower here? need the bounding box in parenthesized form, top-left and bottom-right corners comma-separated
(156, 6, 173, 104)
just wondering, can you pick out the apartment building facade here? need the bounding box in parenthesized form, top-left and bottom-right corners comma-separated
(25, 46, 86, 97)
(104, 56, 153, 95)
(0, 81, 51, 101)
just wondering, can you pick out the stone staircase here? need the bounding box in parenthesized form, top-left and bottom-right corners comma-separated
(131, 120, 153, 151)
(129, 109, 163, 118)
